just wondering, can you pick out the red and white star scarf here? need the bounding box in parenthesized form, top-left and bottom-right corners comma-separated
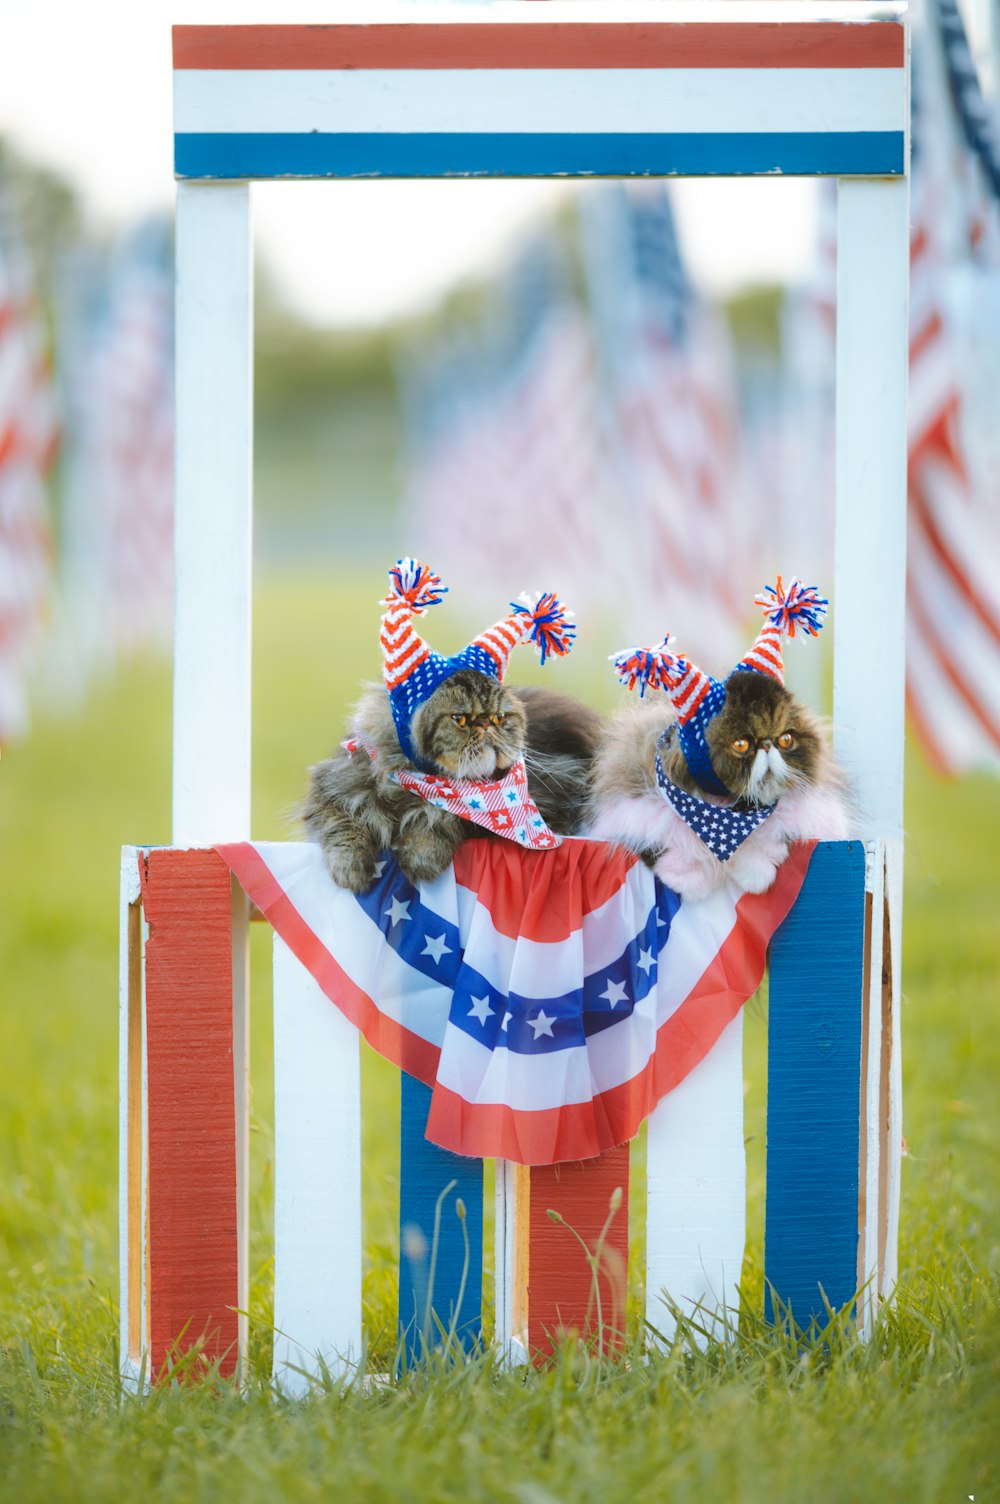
(342, 738, 561, 850)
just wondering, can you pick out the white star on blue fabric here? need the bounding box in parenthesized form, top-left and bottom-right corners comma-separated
(468, 994, 494, 1025)
(637, 948, 655, 975)
(422, 932, 452, 964)
(501, 1011, 512, 1033)
(385, 896, 411, 928)
(600, 979, 629, 1009)
(373, 860, 387, 878)
(528, 1010, 556, 1039)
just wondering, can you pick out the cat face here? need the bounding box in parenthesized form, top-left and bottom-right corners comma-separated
(705, 671, 824, 807)
(409, 669, 528, 780)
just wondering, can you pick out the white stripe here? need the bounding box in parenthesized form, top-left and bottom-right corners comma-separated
(175, 67, 904, 138)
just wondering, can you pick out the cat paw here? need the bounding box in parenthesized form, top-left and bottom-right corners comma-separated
(322, 844, 380, 894)
(730, 851, 779, 894)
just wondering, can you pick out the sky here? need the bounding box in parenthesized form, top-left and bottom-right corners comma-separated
(0, 0, 825, 325)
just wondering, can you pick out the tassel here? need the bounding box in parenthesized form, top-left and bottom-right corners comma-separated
(383, 558, 447, 615)
(510, 591, 576, 666)
(753, 576, 828, 639)
(610, 636, 684, 696)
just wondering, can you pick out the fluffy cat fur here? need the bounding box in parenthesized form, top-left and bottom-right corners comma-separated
(585, 672, 852, 902)
(304, 670, 604, 892)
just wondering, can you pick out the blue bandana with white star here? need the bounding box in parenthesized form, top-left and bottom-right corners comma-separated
(654, 736, 774, 861)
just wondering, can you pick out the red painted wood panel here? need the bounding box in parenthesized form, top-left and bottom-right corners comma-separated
(173, 23, 904, 74)
(140, 848, 239, 1379)
(527, 1143, 630, 1360)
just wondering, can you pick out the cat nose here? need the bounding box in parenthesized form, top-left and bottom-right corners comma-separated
(760, 739, 772, 750)
(471, 714, 491, 730)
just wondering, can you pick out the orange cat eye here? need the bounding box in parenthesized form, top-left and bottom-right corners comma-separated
(778, 732, 795, 749)
(490, 714, 506, 726)
(452, 713, 469, 727)
(732, 737, 750, 754)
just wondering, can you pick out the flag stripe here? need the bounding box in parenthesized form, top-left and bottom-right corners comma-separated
(176, 130, 905, 181)
(173, 22, 905, 73)
(174, 67, 905, 137)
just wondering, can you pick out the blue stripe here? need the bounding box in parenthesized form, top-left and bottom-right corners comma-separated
(176, 131, 904, 180)
(765, 841, 866, 1331)
(398, 1074, 482, 1367)
(357, 856, 681, 1056)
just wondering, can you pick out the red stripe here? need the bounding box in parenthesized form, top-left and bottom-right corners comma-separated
(527, 1146, 630, 1359)
(215, 843, 440, 1085)
(140, 849, 240, 1379)
(451, 838, 639, 943)
(173, 22, 904, 72)
(425, 843, 814, 1164)
(905, 677, 955, 777)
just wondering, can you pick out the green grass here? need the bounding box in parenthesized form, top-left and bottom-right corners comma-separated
(1, 571, 998, 1502)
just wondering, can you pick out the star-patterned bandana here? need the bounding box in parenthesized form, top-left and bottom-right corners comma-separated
(654, 735, 774, 861)
(342, 738, 562, 851)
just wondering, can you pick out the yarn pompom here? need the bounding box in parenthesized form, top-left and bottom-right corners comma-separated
(610, 636, 684, 696)
(511, 591, 576, 666)
(753, 576, 828, 639)
(384, 558, 447, 615)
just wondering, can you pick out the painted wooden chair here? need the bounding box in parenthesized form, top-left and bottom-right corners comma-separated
(120, 5, 909, 1391)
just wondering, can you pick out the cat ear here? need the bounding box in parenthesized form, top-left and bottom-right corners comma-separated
(740, 576, 829, 682)
(467, 590, 576, 675)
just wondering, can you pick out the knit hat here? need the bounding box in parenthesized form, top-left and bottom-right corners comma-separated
(380, 558, 576, 766)
(611, 576, 828, 797)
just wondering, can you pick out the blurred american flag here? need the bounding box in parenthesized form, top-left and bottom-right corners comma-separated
(0, 196, 57, 743)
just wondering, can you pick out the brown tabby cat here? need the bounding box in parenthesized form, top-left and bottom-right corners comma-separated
(304, 672, 603, 893)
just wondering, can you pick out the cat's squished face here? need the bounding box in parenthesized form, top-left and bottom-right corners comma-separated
(705, 671, 824, 807)
(408, 669, 527, 780)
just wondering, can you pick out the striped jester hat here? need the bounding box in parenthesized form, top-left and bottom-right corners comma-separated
(380, 558, 576, 766)
(610, 576, 828, 798)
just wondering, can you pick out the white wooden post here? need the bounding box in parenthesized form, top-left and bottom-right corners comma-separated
(173, 181, 254, 847)
(645, 1013, 746, 1348)
(118, 846, 147, 1391)
(272, 936, 363, 1393)
(833, 175, 910, 840)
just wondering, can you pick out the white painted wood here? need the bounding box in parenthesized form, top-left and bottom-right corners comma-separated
(881, 836, 904, 1300)
(833, 174, 910, 840)
(272, 935, 362, 1394)
(231, 877, 250, 1378)
(189, 3, 906, 27)
(118, 847, 147, 1393)
(646, 1012, 746, 1348)
(173, 181, 253, 847)
(860, 839, 885, 1338)
(175, 67, 904, 139)
(494, 1160, 528, 1369)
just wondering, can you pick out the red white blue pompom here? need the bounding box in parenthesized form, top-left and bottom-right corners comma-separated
(610, 636, 685, 696)
(753, 576, 828, 639)
(511, 591, 576, 666)
(384, 558, 447, 615)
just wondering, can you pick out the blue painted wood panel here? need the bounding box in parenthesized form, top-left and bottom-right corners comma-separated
(175, 131, 904, 182)
(398, 1073, 483, 1365)
(765, 840, 866, 1329)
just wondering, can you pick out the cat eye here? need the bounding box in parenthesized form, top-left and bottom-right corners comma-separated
(452, 714, 469, 728)
(777, 732, 795, 750)
(490, 714, 506, 726)
(731, 738, 750, 754)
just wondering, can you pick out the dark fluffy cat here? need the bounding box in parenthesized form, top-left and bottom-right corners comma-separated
(304, 671, 604, 893)
(586, 671, 851, 901)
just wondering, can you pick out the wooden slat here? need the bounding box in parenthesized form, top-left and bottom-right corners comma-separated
(526, 1144, 630, 1360)
(765, 841, 866, 1329)
(398, 1075, 483, 1365)
(880, 838, 904, 1298)
(495, 1159, 530, 1367)
(646, 1012, 746, 1348)
(272, 935, 362, 1393)
(140, 847, 240, 1378)
(858, 841, 885, 1336)
(172, 182, 253, 847)
(173, 21, 905, 72)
